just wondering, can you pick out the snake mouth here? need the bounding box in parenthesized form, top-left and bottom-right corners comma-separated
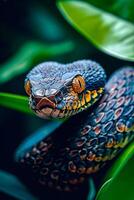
(30, 96, 66, 119)
(30, 95, 56, 111)
(36, 97, 56, 110)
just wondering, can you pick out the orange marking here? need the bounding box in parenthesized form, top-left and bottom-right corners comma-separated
(85, 91, 91, 103)
(116, 123, 126, 133)
(105, 140, 115, 148)
(81, 94, 85, 106)
(87, 152, 96, 161)
(95, 156, 102, 162)
(73, 101, 77, 109)
(24, 80, 31, 96)
(93, 125, 101, 135)
(77, 100, 81, 109)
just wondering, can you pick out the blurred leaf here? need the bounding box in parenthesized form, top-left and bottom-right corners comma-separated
(58, 1, 134, 61)
(0, 93, 33, 115)
(28, 3, 66, 41)
(110, 0, 134, 22)
(0, 41, 75, 84)
(15, 120, 64, 160)
(96, 141, 134, 200)
(0, 170, 37, 200)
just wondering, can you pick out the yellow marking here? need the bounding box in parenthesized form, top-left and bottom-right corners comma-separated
(114, 141, 123, 148)
(77, 100, 81, 109)
(92, 90, 98, 98)
(73, 101, 78, 110)
(81, 94, 85, 106)
(119, 137, 129, 148)
(98, 87, 103, 94)
(125, 125, 134, 132)
(102, 156, 109, 161)
(105, 141, 115, 148)
(95, 156, 102, 162)
(62, 106, 66, 110)
(85, 91, 91, 103)
(66, 103, 72, 110)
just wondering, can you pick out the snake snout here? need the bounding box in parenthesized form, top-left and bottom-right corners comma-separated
(36, 97, 56, 110)
(30, 95, 56, 111)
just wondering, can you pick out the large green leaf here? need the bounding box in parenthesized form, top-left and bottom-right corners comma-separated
(15, 120, 64, 160)
(58, 1, 134, 61)
(87, 0, 134, 23)
(0, 170, 37, 200)
(0, 40, 74, 84)
(0, 93, 33, 115)
(96, 141, 134, 200)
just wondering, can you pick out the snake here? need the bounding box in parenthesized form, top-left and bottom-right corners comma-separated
(17, 60, 134, 192)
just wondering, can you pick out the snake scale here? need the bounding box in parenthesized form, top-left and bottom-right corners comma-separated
(18, 60, 134, 191)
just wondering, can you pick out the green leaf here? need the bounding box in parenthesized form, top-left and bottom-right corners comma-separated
(0, 170, 37, 200)
(58, 1, 134, 61)
(86, 0, 134, 23)
(96, 141, 134, 200)
(0, 93, 33, 115)
(15, 120, 64, 160)
(0, 41, 75, 84)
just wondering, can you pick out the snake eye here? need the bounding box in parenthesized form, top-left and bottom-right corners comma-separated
(72, 75, 85, 93)
(24, 80, 31, 96)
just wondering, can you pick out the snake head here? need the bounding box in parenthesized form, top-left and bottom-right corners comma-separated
(24, 60, 106, 119)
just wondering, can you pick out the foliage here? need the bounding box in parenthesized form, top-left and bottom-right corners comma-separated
(0, 170, 37, 200)
(96, 142, 134, 200)
(0, 93, 33, 115)
(0, 41, 74, 84)
(58, 1, 134, 61)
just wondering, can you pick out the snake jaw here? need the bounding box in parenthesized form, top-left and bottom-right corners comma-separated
(36, 97, 56, 110)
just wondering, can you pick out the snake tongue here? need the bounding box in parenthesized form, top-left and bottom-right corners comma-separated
(36, 97, 56, 110)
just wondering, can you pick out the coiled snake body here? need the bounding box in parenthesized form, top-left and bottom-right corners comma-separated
(18, 60, 134, 191)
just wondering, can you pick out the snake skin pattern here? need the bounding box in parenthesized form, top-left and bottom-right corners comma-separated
(19, 66, 134, 192)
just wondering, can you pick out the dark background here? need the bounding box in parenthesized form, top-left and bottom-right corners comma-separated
(0, 0, 133, 199)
